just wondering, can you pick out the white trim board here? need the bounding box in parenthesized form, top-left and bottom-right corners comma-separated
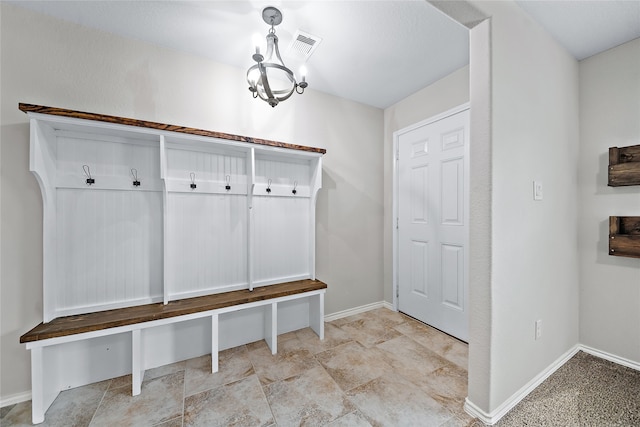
(0, 391, 32, 408)
(464, 344, 640, 425)
(580, 344, 640, 372)
(323, 301, 392, 322)
(464, 345, 580, 425)
(391, 102, 471, 312)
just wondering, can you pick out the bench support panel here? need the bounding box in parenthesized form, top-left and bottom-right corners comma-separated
(211, 314, 219, 373)
(30, 346, 62, 425)
(310, 293, 325, 340)
(30, 347, 45, 425)
(132, 330, 144, 396)
(264, 302, 278, 354)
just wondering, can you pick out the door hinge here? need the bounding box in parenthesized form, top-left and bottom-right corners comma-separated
(396, 217, 399, 229)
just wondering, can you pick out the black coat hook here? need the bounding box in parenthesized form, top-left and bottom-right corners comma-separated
(225, 175, 231, 191)
(83, 165, 95, 185)
(266, 179, 272, 193)
(131, 168, 140, 186)
(190, 172, 197, 189)
(292, 180, 298, 195)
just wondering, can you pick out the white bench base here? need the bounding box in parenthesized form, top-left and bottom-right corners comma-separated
(26, 290, 324, 424)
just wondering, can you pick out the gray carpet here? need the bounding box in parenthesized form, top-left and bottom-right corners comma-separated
(495, 351, 640, 426)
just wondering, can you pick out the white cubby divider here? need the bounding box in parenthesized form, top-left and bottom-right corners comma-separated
(25, 104, 324, 323)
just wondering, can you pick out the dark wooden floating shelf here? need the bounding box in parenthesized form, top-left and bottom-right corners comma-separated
(19, 103, 326, 155)
(609, 216, 640, 259)
(609, 144, 640, 187)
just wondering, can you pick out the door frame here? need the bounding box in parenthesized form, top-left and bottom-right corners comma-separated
(392, 102, 470, 311)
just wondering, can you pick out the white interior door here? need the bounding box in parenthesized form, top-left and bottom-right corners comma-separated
(397, 108, 469, 342)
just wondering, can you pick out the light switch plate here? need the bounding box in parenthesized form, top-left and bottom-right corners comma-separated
(533, 181, 543, 200)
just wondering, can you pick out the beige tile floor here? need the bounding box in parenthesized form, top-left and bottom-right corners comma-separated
(1, 308, 476, 427)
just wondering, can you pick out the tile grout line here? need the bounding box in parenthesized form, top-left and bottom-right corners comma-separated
(321, 318, 390, 426)
(181, 363, 186, 427)
(311, 342, 359, 426)
(87, 378, 111, 426)
(388, 317, 469, 420)
(250, 344, 278, 426)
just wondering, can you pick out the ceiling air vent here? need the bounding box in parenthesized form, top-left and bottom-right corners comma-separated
(287, 30, 322, 61)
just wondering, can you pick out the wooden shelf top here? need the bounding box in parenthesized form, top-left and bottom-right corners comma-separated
(20, 279, 327, 343)
(19, 103, 326, 155)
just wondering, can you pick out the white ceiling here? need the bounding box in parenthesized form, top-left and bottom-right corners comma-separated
(515, 0, 640, 61)
(9, 1, 640, 109)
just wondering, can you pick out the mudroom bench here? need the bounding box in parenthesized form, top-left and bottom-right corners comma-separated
(19, 103, 328, 424)
(21, 279, 326, 424)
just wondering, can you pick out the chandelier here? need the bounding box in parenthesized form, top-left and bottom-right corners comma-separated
(247, 7, 307, 108)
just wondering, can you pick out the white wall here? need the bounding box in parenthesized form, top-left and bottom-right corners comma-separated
(578, 38, 640, 363)
(382, 65, 470, 304)
(467, 17, 493, 414)
(418, 2, 581, 416)
(0, 3, 384, 401)
(471, 0, 581, 413)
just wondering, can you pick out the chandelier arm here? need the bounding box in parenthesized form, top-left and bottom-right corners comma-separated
(255, 91, 270, 102)
(275, 87, 296, 102)
(261, 63, 296, 83)
(263, 88, 295, 96)
(256, 85, 295, 100)
(264, 33, 276, 63)
(257, 62, 276, 102)
(271, 35, 288, 69)
(255, 83, 295, 101)
(247, 64, 260, 87)
(250, 65, 295, 101)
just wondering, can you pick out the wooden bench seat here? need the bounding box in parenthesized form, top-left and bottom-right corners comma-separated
(21, 279, 327, 343)
(22, 279, 327, 424)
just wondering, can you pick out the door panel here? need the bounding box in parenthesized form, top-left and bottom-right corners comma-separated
(441, 157, 464, 225)
(441, 243, 463, 310)
(398, 108, 469, 342)
(411, 165, 429, 223)
(442, 127, 465, 151)
(410, 240, 429, 296)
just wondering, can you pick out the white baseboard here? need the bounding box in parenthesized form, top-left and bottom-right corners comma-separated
(381, 301, 394, 311)
(1, 391, 31, 408)
(324, 301, 391, 322)
(463, 399, 493, 426)
(464, 343, 640, 425)
(464, 344, 580, 425)
(579, 344, 640, 371)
